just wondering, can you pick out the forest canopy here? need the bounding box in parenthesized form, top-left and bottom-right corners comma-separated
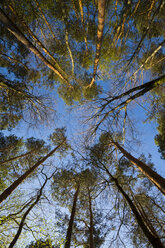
(0, 0, 165, 247)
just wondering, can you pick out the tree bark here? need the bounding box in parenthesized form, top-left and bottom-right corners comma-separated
(100, 74, 165, 112)
(65, 184, 80, 248)
(33, 0, 58, 42)
(0, 139, 66, 204)
(88, 0, 106, 87)
(8, 177, 48, 248)
(7, 3, 68, 78)
(94, 159, 164, 247)
(94, 75, 165, 132)
(111, 175, 164, 248)
(88, 188, 94, 248)
(0, 8, 72, 87)
(112, 140, 165, 195)
(0, 150, 34, 166)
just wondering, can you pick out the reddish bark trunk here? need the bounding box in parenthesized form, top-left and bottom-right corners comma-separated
(112, 140, 165, 195)
(0, 139, 65, 204)
(65, 184, 80, 248)
(88, 188, 94, 248)
(0, 8, 71, 86)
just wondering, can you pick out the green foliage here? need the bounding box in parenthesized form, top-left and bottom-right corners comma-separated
(25, 137, 50, 154)
(83, 83, 102, 101)
(49, 127, 70, 155)
(0, 132, 52, 191)
(0, 75, 46, 130)
(0, 133, 23, 190)
(0, 0, 165, 247)
(26, 239, 58, 248)
(57, 84, 82, 105)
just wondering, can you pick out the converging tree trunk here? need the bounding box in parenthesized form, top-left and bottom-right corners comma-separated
(0, 139, 65, 204)
(0, 150, 34, 166)
(8, 176, 49, 248)
(131, 192, 162, 241)
(7, 3, 68, 78)
(112, 140, 165, 195)
(106, 171, 164, 248)
(88, 0, 106, 87)
(88, 188, 94, 248)
(99, 75, 165, 113)
(65, 184, 80, 248)
(0, 8, 72, 87)
(94, 75, 165, 131)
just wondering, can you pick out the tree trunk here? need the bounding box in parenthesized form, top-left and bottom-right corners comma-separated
(0, 139, 65, 204)
(0, 150, 34, 166)
(88, 188, 94, 248)
(33, 0, 58, 42)
(112, 176, 164, 248)
(7, 3, 68, 78)
(104, 167, 164, 248)
(0, 8, 71, 87)
(8, 177, 48, 248)
(100, 74, 165, 112)
(94, 160, 164, 247)
(95, 75, 165, 131)
(88, 0, 106, 87)
(112, 140, 165, 195)
(65, 184, 80, 248)
(133, 195, 161, 239)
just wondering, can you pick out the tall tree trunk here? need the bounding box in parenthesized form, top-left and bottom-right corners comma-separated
(95, 75, 165, 131)
(111, 140, 165, 195)
(0, 139, 66, 204)
(33, 0, 58, 43)
(132, 194, 161, 239)
(104, 167, 164, 248)
(65, 29, 75, 77)
(100, 74, 165, 112)
(8, 176, 48, 248)
(88, 188, 94, 248)
(65, 184, 80, 248)
(0, 8, 72, 87)
(0, 150, 34, 166)
(112, 176, 164, 248)
(88, 0, 106, 87)
(7, 3, 68, 78)
(93, 159, 164, 247)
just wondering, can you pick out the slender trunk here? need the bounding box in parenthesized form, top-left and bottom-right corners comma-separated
(8, 177, 48, 248)
(65, 29, 75, 77)
(94, 160, 164, 247)
(126, 0, 163, 69)
(0, 52, 29, 70)
(100, 74, 165, 112)
(0, 139, 65, 204)
(0, 78, 33, 98)
(78, 0, 88, 52)
(7, 3, 68, 79)
(78, 0, 84, 23)
(65, 184, 80, 248)
(95, 75, 165, 131)
(33, 0, 58, 42)
(72, 0, 79, 20)
(0, 150, 34, 166)
(134, 197, 160, 238)
(128, 188, 162, 240)
(0, 8, 72, 87)
(131, 40, 165, 78)
(112, 140, 165, 195)
(88, 188, 94, 248)
(111, 176, 164, 248)
(88, 0, 106, 87)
